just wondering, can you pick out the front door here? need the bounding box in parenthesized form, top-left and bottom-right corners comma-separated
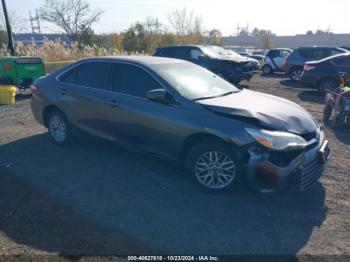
(106, 63, 182, 158)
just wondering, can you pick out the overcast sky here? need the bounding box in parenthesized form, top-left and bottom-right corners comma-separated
(5, 0, 350, 36)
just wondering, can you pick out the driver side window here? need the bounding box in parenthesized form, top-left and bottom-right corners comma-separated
(112, 64, 162, 98)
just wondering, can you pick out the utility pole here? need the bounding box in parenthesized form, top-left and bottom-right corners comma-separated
(1, 0, 15, 56)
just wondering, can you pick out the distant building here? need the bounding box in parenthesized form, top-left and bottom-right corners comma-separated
(223, 34, 350, 49)
(14, 33, 71, 45)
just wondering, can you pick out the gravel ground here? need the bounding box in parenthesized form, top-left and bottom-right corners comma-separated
(0, 74, 349, 258)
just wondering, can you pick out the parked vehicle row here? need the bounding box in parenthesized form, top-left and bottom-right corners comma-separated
(284, 46, 348, 82)
(31, 56, 330, 194)
(262, 47, 348, 81)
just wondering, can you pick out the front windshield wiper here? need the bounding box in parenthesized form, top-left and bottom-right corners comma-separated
(193, 90, 238, 101)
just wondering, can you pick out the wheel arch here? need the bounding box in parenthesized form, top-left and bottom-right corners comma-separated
(289, 65, 303, 74)
(179, 132, 247, 164)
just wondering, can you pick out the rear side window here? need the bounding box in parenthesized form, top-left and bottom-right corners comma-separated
(173, 47, 190, 59)
(157, 48, 175, 57)
(268, 50, 279, 58)
(299, 49, 327, 60)
(59, 66, 78, 83)
(280, 50, 291, 58)
(113, 64, 162, 98)
(75, 62, 112, 90)
(299, 49, 317, 59)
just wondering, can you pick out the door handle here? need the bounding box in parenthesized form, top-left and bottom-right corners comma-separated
(107, 100, 119, 107)
(60, 88, 69, 95)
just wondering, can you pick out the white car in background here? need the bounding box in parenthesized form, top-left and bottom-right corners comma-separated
(262, 48, 292, 75)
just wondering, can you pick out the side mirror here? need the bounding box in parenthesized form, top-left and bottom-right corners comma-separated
(146, 88, 169, 103)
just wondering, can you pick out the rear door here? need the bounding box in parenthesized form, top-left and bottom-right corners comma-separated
(56, 61, 113, 138)
(106, 62, 182, 158)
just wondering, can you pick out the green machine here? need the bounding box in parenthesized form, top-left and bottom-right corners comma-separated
(0, 56, 45, 89)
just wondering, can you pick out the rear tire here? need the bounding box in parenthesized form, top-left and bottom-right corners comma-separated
(262, 65, 273, 75)
(47, 109, 73, 146)
(186, 140, 240, 192)
(289, 67, 303, 82)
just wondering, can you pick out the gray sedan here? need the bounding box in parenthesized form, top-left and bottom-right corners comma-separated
(31, 56, 330, 193)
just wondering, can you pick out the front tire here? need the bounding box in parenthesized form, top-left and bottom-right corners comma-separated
(186, 140, 239, 192)
(47, 110, 72, 146)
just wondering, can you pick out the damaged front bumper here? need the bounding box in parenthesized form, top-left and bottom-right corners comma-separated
(243, 131, 331, 192)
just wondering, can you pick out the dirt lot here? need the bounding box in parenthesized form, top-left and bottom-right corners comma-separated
(0, 73, 350, 258)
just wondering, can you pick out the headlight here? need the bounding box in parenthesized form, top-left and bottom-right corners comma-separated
(246, 128, 307, 151)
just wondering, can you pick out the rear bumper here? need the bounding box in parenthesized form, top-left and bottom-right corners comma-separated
(31, 96, 45, 126)
(243, 131, 330, 192)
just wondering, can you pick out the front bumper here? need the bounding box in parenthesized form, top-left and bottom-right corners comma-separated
(243, 133, 330, 191)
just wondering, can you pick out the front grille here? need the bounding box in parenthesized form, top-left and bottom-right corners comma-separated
(300, 154, 325, 191)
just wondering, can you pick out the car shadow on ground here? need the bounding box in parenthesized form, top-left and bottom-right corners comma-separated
(260, 73, 289, 79)
(0, 133, 327, 255)
(279, 80, 300, 89)
(297, 90, 325, 105)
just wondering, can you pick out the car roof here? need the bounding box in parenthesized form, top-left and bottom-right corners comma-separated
(79, 55, 188, 66)
(297, 46, 342, 50)
(156, 45, 203, 49)
(268, 48, 292, 51)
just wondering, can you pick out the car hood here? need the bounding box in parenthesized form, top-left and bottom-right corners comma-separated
(198, 89, 318, 135)
(219, 55, 251, 63)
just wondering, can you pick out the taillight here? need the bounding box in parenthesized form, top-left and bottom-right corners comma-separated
(284, 58, 288, 65)
(304, 64, 315, 71)
(30, 84, 39, 93)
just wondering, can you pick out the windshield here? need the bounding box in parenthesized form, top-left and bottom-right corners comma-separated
(151, 62, 240, 100)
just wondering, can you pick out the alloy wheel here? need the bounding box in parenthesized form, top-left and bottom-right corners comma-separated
(194, 151, 236, 189)
(291, 69, 302, 81)
(49, 114, 67, 142)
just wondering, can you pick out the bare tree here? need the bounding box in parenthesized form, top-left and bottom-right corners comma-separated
(207, 29, 222, 45)
(39, 0, 103, 41)
(0, 10, 26, 33)
(167, 8, 202, 36)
